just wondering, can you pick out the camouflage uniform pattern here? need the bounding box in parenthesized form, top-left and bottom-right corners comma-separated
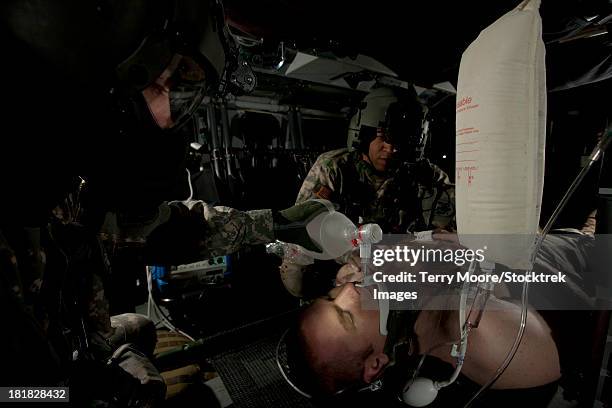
(197, 204, 274, 257)
(1, 190, 277, 395)
(109, 313, 157, 356)
(0, 227, 64, 386)
(281, 149, 455, 297)
(100, 200, 274, 263)
(296, 148, 455, 233)
(107, 343, 166, 407)
(0, 195, 277, 395)
(0, 230, 34, 306)
(0, 219, 119, 385)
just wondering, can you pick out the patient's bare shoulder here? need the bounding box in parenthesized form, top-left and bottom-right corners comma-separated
(462, 297, 560, 389)
(416, 298, 560, 389)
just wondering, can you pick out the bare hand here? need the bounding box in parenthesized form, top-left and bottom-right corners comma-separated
(432, 229, 460, 245)
(335, 250, 364, 286)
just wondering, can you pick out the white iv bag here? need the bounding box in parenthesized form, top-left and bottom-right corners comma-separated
(455, 0, 546, 269)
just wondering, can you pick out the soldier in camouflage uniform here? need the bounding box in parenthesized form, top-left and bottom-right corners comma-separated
(0, 1, 327, 405)
(281, 87, 455, 297)
(296, 149, 455, 233)
(0, 178, 319, 398)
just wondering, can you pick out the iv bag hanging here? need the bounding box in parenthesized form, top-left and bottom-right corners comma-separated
(455, 0, 546, 269)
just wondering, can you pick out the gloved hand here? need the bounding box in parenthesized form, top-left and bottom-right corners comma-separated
(279, 259, 307, 297)
(273, 200, 330, 254)
(269, 241, 315, 297)
(106, 344, 166, 408)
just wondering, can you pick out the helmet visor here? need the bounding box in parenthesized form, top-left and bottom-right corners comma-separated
(142, 53, 209, 130)
(381, 102, 423, 151)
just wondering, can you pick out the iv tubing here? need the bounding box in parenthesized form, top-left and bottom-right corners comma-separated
(463, 127, 612, 407)
(408, 260, 476, 392)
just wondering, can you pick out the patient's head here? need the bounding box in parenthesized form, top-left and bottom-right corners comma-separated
(288, 283, 389, 395)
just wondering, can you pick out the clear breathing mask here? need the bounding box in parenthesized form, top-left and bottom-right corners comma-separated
(301, 199, 383, 261)
(303, 200, 386, 334)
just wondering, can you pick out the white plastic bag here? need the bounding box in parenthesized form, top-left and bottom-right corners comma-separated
(455, 0, 546, 269)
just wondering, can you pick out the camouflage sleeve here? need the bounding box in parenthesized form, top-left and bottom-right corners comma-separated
(100, 201, 274, 264)
(421, 161, 456, 231)
(429, 162, 453, 186)
(197, 204, 274, 257)
(284, 154, 341, 292)
(417, 159, 456, 231)
(295, 154, 340, 204)
(431, 184, 456, 230)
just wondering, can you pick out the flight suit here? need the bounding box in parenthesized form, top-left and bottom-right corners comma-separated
(296, 148, 455, 232)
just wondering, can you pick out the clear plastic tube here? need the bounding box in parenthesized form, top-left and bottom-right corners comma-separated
(358, 223, 383, 282)
(463, 129, 611, 407)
